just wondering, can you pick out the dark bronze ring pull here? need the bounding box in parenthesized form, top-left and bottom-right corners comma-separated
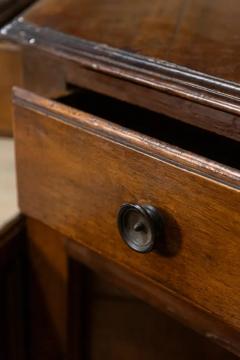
(117, 203, 164, 253)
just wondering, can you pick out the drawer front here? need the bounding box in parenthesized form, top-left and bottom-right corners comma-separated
(13, 89, 240, 334)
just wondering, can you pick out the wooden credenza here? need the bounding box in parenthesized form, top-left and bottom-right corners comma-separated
(1, 0, 239, 358)
(0, 0, 34, 135)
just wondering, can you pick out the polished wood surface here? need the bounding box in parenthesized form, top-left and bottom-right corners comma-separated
(68, 240, 239, 360)
(24, 218, 239, 359)
(2, 0, 240, 139)
(68, 252, 238, 360)
(13, 87, 240, 186)
(18, 44, 240, 141)
(22, 0, 240, 84)
(2, 1, 239, 357)
(21, 47, 68, 100)
(0, 42, 22, 135)
(26, 217, 68, 359)
(0, 0, 34, 135)
(64, 64, 240, 142)
(12, 88, 240, 354)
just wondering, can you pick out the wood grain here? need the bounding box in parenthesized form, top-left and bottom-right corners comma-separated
(65, 64, 240, 142)
(0, 0, 34, 135)
(2, 9, 240, 139)
(21, 0, 240, 84)
(0, 41, 22, 136)
(78, 264, 238, 360)
(21, 46, 68, 99)
(13, 87, 240, 188)
(25, 220, 238, 359)
(26, 219, 238, 360)
(12, 88, 240, 354)
(68, 240, 240, 357)
(26, 217, 68, 359)
(88, 276, 238, 360)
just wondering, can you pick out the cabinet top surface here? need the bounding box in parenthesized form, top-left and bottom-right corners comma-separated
(21, 0, 240, 84)
(1, 0, 240, 123)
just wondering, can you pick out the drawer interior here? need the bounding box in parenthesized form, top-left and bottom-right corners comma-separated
(57, 86, 239, 170)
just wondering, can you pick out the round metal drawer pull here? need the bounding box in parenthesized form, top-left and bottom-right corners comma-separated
(117, 203, 164, 253)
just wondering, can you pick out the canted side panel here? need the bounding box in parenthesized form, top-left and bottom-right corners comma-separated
(13, 104, 240, 333)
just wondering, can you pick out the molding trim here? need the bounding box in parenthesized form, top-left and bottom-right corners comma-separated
(1, 18, 240, 116)
(13, 87, 240, 189)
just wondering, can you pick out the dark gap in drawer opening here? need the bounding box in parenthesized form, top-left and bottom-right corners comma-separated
(56, 86, 239, 170)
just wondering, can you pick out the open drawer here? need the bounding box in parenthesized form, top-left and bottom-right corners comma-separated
(13, 87, 240, 354)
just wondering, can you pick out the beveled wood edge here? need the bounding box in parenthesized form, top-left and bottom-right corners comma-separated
(66, 237, 240, 356)
(2, 18, 240, 117)
(13, 87, 240, 189)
